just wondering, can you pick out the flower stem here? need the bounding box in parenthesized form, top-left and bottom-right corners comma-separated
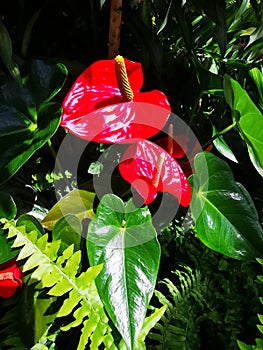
(202, 121, 237, 150)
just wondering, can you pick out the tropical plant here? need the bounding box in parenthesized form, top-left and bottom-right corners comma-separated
(0, 0, 262, 349)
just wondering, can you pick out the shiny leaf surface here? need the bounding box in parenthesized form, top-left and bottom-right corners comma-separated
(119, 140, 191, 205)
(87, 194, 160, 349)
(0, 60, 67, 184)
(42, 189, 95, 231)
(0, 191, 17, 220)
(224, 74, 263, 176)
(190, 152, 263, 259)
(212, 125, 238, 163)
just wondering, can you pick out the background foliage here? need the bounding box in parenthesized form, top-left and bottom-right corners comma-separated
(0, 0, 262, 349)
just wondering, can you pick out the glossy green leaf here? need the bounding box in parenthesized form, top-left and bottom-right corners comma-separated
(119, 306, 166, 350)
(26, 60, 68, 108)
(0, 102, 62, 184)
(0, 60, 67, 184)
(224, 74, 263, 176)
(17, 214, 45, 236)
(0, 191, 17, 220)
(42, 189, 95, 230)
(212, 125, 238, 163)
(87, 194, 161, 350)
(52, 214, 82, 253)
(189, 152, 263, 260)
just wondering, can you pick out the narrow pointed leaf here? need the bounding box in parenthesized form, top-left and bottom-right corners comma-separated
(212, 125, 238, 163)
(87, 194, 161, 349)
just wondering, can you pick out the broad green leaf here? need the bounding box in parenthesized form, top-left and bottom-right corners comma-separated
(17, 214, 45, 236)
(0, 60, 67, 184)
(42, 189, 95, 230)
(0, 191, 16, 220)
(0, 102, 61, 184)
(87, 194, 161, 350)
(224, 74, 263, 176)
(52, 214, 82, 253)
(212, 125, 238, 163)
(189, 152, 263, 260)
(119, 306, 166, 350)
(26, 60, 68, 108)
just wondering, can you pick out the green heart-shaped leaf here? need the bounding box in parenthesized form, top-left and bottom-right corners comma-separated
(189, 152, 263, 260)
(87, 194, 160, 350)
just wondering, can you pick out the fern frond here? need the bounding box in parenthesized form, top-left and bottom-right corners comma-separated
(4, 221, 118, 350)
(148, 267, 208, 350)
(237, 259, 263, 350)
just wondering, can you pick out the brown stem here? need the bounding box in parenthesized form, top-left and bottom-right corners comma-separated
(108, 0, 122, 59)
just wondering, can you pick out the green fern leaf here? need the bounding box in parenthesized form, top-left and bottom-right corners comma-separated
(4, 220, 118, 350)
(149, 268, 206, 350)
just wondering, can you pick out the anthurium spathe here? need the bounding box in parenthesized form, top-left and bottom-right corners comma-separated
(0, 257, 23, 299)
(119, 140, 191, 205)
(61, 56, 171, 143)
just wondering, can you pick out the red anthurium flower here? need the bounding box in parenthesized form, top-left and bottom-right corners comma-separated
(119, 140, 191, 206)
(156, 136, 189, 159)
(61, 56, 171, 143)
(0, 258, 23, 299)
(155, 124, 213, 177)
